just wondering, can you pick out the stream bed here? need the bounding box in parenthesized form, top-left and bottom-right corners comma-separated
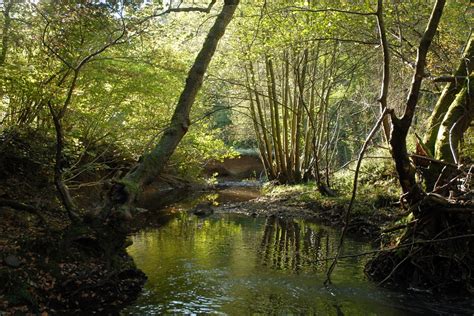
(122, 186, 474, 315)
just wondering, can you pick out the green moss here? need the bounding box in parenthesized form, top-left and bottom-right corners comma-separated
(117, 178, 140, 194)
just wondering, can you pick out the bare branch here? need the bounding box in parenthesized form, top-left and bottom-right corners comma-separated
(325, 108, 390, 285)
(280, 5, 376, 16)
(76, 15, 127, 71)
(134, 0, 218, 26)
(41, 20, 74, 70)
(431, 75, 470, 83)
(167, 0, 217, 13)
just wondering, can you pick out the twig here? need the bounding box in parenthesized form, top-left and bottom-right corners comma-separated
(324, 107, 389, 285)
(281, 6, 376, 17)
(409, 154, 459, 168)
(307, 232, 474, 265)
(432, 173, 463, 193)
(377, 247, 421, 286)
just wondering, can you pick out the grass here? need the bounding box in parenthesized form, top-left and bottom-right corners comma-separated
(262, 150, 401, 217)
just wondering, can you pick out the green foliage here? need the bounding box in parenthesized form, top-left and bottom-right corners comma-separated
(171, 123, 238, 181)
(0, 0, 237, 185)
(261, 146, 400, 213)
(1, 0, 471, 190)
(332, 148, 400, 200)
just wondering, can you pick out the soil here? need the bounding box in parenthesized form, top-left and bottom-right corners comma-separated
(204, 154, 264, 179)
(0, 205, 147, 315)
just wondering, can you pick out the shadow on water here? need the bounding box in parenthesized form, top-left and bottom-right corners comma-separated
(123, 189, 474, 315)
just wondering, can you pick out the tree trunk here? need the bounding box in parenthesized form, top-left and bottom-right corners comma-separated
(112, 0, 239, 207)
(422, 35, 473, 190)
(364, 1, 474, 293)
(388, 0, 445, 206)
(248, 62, 277, 179)
(423, 34, 473, 154)
(245, 67, 273, 178)
(265, 57, 284, 180)
(434, 83, 473, 164)
(376, 0, 392, 145)
(0, 0, 13, 66)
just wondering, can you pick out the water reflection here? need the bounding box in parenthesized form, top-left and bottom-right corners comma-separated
(124, 214, 408, 315)
(259, 217, 332, 273)
(123, 213, 474, 315)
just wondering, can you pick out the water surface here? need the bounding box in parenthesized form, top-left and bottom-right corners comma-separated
(123, 210, 473, 315)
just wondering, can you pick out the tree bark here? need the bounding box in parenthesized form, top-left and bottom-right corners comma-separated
(48, 101, 81, 222)
(248, 62, 277, 179)
(376, 0, 392, 145)
(421, 36, 473, 190)
(265, 57, 283, 179)
(267, 58, 286, 178)
(245, 67, 273, 178)
(434, 84, 473, 164)
(0, 0, 13, 66)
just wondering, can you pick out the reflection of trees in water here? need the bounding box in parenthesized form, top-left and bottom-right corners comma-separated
(259, 217, 331, 272)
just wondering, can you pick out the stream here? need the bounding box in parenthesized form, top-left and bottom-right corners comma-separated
(122, 184, 474, 315)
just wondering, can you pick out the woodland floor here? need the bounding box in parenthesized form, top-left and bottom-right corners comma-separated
(0, 142, 146, 314)
(0, 192, 146, 315)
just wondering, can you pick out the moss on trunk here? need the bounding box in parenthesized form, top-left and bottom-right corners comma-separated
(423, 35, 473, 155)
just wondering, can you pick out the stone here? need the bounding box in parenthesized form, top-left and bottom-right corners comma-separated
(4, 254, 21, 268)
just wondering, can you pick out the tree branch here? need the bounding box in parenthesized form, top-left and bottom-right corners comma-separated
(134, 0, 218, 26)
(376, 0, 392, 144)
(402, 0, 446, 124)
(282, 5, 376, 16)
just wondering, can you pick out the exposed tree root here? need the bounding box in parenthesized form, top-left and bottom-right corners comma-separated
(365, 198, 474, 294)
(0, 198, 48, 226)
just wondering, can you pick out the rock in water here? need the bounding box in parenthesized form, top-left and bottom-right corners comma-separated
(4, 254, 21, 268)
(193, 202, 214, 217)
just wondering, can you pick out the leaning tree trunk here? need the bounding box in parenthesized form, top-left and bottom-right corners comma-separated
(107, 0, 240, 213)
